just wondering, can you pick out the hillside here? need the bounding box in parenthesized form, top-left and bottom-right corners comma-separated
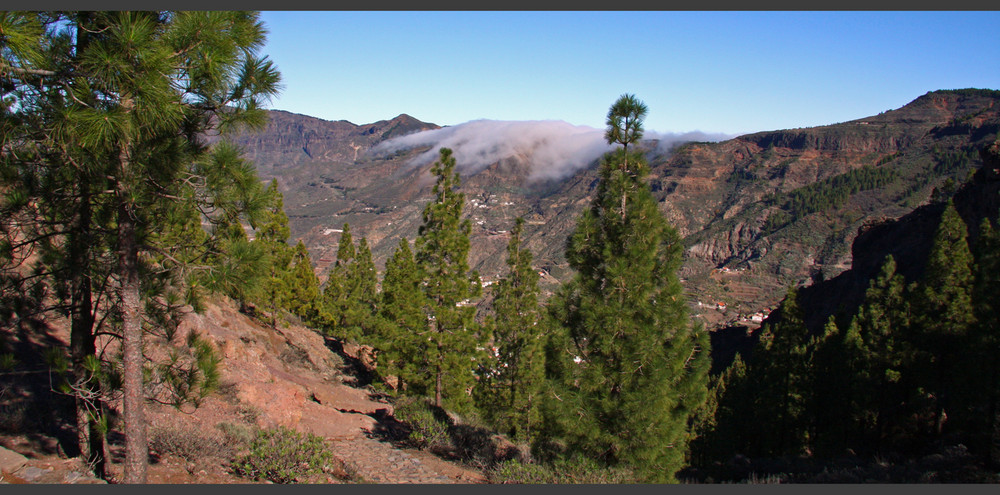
(227, 89, 1000, 329)
(790, 135, 1000, 333)
(0, 296, 487, 484)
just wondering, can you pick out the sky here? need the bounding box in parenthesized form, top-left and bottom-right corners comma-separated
(258, 11, 1000, 137)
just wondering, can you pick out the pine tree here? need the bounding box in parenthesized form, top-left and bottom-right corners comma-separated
(377, 238, 428, 394)
(348, 237, 379, 343)
(316, 224, 378, 343)
(284, 241, 321, 323)
(545, 94, 710, 482)
(971, 218, 1000, 463)
(690, 353, 752, 468)
(1, 12, 118, 473)
(317, 223, 356, 339)
(475, 217, 545, 443)
(913, 202, 976, 438)
(1, 11, 281, 482)
(197, 145, 274, 314)
(849, 255, 915, 454)
(747, 287, 812, 457)
(254, 179, 294, 329)
(413, 147, 487, 414)
(809, 315, 866, 457)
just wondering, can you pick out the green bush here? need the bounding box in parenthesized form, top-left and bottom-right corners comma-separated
(0, 400, 30, 433)
(487, 458, 552, 484)
(393, 397, 452, 452)
(0, 353, 16, 371)
(231, 426, 334, 484)
(486, 457, 636, 484)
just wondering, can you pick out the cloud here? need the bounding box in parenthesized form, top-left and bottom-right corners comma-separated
(372, 119, 610, 181)
(371, 120, 734, 181)
(646, 131, 738, 155)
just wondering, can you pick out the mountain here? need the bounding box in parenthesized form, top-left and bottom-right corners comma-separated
(226, 89, 1000, 329)
(224, 112, 440, 216)
(791, 137, 1000, 333)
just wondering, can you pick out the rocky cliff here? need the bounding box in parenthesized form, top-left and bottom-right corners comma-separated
(788, 137, 1000, 333)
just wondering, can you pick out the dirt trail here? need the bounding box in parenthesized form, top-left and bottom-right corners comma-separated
(328, 436, 485, 484)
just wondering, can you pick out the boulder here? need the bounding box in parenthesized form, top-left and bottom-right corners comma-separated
(0, 446, 27, 475)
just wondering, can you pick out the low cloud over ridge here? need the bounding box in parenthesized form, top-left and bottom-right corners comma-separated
(372, 120, 733, 181)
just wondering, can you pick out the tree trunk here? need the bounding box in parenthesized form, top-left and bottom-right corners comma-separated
(69, 178, 106, 478)
(621, 146, 628, 221)
(118, 148, 147, 484)
(988, 354, 1000, 468)
(70, 189, 94, 456)
(433, 317, 443, 408)
(435, 360, 443, 409)
(68, 14, 106, 479)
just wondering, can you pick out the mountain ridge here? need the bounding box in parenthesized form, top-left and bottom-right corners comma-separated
(229, 88, 1000, 329)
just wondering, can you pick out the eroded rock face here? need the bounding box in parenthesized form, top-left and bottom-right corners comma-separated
(223, 111, 440, 173)
(145, 297, 390, 441)
(687, 220, 765, 265)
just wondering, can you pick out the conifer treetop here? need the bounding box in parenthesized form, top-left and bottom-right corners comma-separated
(605, 93, 648, 150)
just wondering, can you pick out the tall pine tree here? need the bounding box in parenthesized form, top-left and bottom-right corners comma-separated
(913, 202, 976, 438)
(377, 238, 428, 394)
(317, 224, 356, 339)
(317, 224, 378, 343)
(348, 237, 379, 343)
(413, 147, 487, 414)
(254, 179, 294, 329)
(972, 217, 1000, 465)
(284, 241, 321, 323)
(743, 287, 812, 457)
(544, 94, 710, 482)
(475, 217, 545, 443)
(849, 255, 915, 454)
(1, 11, 281, 482)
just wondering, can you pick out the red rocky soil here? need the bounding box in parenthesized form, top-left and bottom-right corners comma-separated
(0, 297, 486, 484)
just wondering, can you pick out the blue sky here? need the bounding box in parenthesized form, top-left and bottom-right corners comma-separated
(258, 11, 1000, 136)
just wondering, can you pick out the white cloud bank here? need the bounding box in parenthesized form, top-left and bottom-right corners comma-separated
(371, 120, 734, 181)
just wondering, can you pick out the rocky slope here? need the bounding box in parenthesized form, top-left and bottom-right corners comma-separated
(227, 89, 1000, 329)
(223, 111, 439, 213)
(789, 137, 1000, 333)
(0, 296, 486, 484)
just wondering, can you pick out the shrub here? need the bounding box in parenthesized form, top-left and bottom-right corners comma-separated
(216, 421, 255, 450)
(392, 397, 451, 452)
(448, 422, 507, 469)
(231, 426, 335, 484)
(0, 400, 30, 433)
(486, 456, 636, 484)
(236, 403, 262, 424)
(486, 458, 552, 484)
(149, 425, 234, 462)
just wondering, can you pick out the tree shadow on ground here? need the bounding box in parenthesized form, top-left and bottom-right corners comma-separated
(322, 337, 379, 388)
(0, 316, 80, 459)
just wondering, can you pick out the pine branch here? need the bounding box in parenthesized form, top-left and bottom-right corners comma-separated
(0, 63, 57, 78)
